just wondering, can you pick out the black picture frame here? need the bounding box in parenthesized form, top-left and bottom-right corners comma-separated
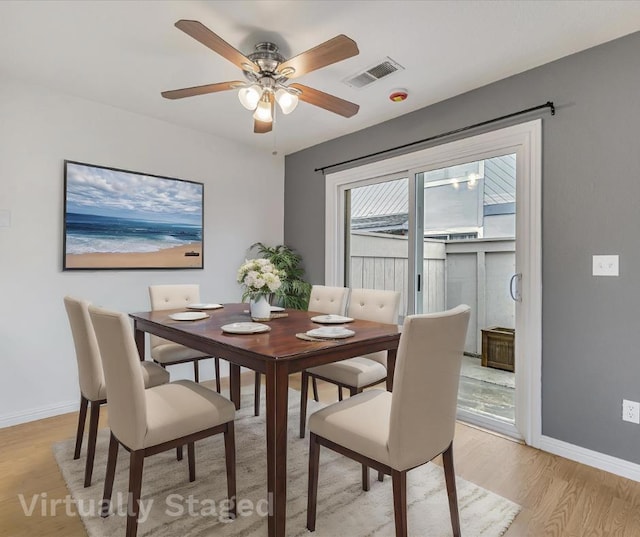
(63, 160, 204, 270)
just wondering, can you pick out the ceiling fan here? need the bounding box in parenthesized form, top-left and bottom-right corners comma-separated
(161, 20, 360, 134)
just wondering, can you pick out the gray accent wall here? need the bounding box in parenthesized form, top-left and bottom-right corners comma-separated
(285, 32, 640, 464)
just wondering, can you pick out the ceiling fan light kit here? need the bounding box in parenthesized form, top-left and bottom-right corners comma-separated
(275, 88, 298, 115)
(238, 85, 261, 110)
(253, 93, 273, 123)
(162, 20, 361, 134)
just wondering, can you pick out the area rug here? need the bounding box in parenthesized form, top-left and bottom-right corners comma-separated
(53, 389, 520, 537)
(461, 355, 515, 389)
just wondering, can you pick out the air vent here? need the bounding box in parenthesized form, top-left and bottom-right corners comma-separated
(343, 57, 404, 89)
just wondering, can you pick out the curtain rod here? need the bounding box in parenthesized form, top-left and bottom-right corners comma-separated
(314, 101, 555, 174)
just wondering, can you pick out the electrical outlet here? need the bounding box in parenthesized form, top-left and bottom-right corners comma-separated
(622, 399, 640, 424)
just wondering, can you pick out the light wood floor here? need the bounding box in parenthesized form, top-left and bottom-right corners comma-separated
(3, 373, 640, 537)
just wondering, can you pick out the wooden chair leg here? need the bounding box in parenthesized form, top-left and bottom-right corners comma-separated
(187, 442, 196, 482)
(254, 372, 261, 417)
(362, 464, 370, 491)
(84, 400, 101, 487)
(306, 433, 320, 531)
(391, 469, 408, 537)
(193, 360, 200, 383)
(312, 377, 319, 402)
(176, 445, 183, 461)
(214, 358, 221, 393)
(101, 432, 119, 517)
(338, 386, 343, 401)
(74, 396, 88, 460)
(443, 443, 461, 537)
(300, 371, 309, 438)
(126, 450, 145, 537)
(378, 471, 385, 482)
(224, 422, 237, 519)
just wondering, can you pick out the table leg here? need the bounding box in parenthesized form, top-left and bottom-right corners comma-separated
(265, 361, 289, 537)
(229, 364, 241, 410)
(133, 321, 145, 361)
(386, 348, 397, 391)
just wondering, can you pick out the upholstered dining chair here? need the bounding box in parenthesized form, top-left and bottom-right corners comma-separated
(299, 288, 400, 438)
(307, 284, 350, 316)
(306, 305, 471, 537)
(253, 284, 350, 417)
(89, 305, 236, 537)
(64, 296, 170, 488)
(148, 284, 220, 389)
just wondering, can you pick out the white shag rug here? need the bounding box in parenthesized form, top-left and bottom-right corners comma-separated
(53, 389, 520, 537)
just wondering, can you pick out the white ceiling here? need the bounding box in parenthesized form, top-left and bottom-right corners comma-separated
(1, 0, 639, 155)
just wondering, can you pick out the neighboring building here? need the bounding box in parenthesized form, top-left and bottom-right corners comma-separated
(350, 154, 516, 240)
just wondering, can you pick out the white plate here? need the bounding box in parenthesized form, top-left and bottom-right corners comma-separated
(187, 303, 224, 310)
(169, 312, 209, 321)
(270, 306, 285, 312)
(221, 322, 271, 334)
(306, 326, 355, 339)
(310, 314, 354, 324)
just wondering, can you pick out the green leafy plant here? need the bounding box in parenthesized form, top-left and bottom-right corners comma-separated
(249, 242, 312, 310)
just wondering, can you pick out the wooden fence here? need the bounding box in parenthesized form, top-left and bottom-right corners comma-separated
(349, 232, 515, 354)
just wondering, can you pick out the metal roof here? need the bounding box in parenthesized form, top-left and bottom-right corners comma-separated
(350, 154, 516, 221)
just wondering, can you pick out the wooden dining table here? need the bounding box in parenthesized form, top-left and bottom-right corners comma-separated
(129, 303, 401, 537)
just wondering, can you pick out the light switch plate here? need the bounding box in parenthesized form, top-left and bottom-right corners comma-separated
(592, 255, 619, 276)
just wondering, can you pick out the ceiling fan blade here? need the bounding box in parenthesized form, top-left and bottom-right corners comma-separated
(161, 81, 244, 100)
(289, 83, 359, 118)
(175, 20, 259, 72)
(278, 35, 359, 79)
(254, 119, 273, 134)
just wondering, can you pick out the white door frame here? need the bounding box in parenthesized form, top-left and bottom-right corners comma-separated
(325, 120, 542, 447)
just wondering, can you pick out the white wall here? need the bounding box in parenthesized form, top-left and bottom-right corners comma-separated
(0, 79, 284, 427)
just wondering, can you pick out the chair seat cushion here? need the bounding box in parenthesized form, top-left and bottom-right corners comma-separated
(140, 361, 170, 388)
(151, 343, 209, 365)
(309, 389, 392, 466)
(143, 380, 235, 449)
(308, 357, 387, 388)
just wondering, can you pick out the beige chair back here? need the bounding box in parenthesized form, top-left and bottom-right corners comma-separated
(308, 285, 349, 315)
(88, 305, 147, 450)
(148, 284, 201, 350)
(347, 288, 401, 366)
(388, 305, 471, 471)
(64, 296, 106, 401)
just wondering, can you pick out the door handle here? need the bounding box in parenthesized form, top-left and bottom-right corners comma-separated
(510, 273, 522, 302)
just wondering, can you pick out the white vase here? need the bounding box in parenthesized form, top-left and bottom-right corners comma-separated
(250, 295, 271, 320)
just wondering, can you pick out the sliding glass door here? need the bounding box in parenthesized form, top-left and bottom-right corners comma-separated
(415, 156, 517, 428)
(344, 174, 408, 323)
(326, 121, 542, 444)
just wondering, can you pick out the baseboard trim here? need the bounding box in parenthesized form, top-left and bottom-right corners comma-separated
(1, 371, 242, 429)
(539, 434, 640, 481)
(0, 400, 78, 429)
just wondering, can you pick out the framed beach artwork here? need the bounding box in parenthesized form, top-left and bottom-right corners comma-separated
(63, 160, 204, 270)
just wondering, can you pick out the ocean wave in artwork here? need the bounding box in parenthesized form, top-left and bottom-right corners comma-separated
(65, 213, 201, 255)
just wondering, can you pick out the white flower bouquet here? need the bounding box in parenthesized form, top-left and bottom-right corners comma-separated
(237, 258, 285, 302)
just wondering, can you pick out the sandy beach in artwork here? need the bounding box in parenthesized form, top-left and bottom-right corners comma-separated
(65, 243, 203, 269)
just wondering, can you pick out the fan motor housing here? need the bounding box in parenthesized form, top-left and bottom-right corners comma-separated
(248, 42, 285, 75)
